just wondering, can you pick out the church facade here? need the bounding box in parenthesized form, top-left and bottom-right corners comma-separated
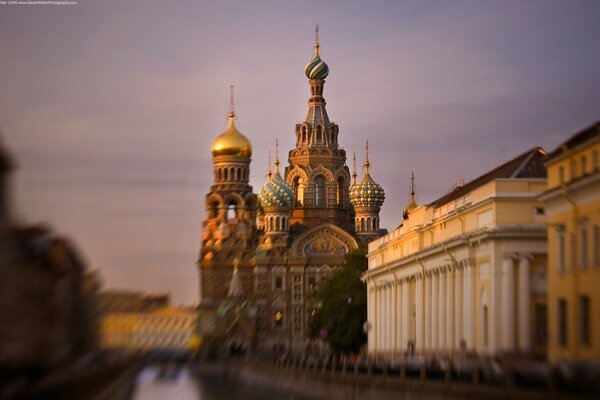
(197, 32, 385, 351)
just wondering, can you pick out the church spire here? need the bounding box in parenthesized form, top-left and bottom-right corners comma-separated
(274, 138, 280, 174)
(314, 23, 320, 57)
(352, 152, 357, 185)
(364, 140, 370, 174)
(229, 84, 235, 118)
(403, 172, 418, 220)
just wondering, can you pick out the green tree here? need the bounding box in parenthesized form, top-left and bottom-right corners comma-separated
(307, 247, 368, 354)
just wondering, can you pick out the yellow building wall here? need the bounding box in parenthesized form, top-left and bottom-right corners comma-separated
(545, 136, 600, 361)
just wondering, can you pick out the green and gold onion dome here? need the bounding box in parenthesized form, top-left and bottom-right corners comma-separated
(258, 170, 294, 211)
(211, 111, 252, 158)
(350, 170, 385, 210)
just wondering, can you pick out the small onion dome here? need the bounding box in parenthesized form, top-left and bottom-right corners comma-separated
(211, 112, 252, 158)
(304, 55, 329, 80)
(257, 171, 294, 211)
(350, 172, 385, 209)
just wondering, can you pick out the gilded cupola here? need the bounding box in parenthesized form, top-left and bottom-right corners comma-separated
(210, 111, 252, 158)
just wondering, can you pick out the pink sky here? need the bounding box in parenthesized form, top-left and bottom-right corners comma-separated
(1, 0, 599, 304)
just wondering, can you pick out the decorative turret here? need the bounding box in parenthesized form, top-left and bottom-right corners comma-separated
(291, 24, 340, 150)
(210, 86, 253, 192)
(403, 172, 418, 220)
(258, 141, 293, 235)
(350, 141, 385, 240)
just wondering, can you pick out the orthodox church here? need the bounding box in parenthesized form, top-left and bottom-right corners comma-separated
(197, 30, 386, 351)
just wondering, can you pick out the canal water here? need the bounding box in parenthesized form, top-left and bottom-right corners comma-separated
(133, 366, 320, 400)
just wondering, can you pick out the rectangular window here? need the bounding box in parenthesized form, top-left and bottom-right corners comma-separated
(593, 150, 599, 172)
(274, 276, 283, 291)
(580, 295, 590, 346)
(569, 232, 575, 272)
(558, 298, 568, 347)
(559, 166, 565, 184)
(557, 228, 566, 273)
(477, 209, 493, 228)
(581, 156, 588, 175)
(535, 304, 548, 346)
(580, 225, 588, 269)
(570, 160, 577, 180)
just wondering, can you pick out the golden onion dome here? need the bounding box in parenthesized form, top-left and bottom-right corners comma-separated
(211, 112, 252, 158)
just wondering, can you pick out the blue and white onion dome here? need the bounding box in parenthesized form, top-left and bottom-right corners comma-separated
(350, 168, 385, 210)
(258, 170, 294, 212)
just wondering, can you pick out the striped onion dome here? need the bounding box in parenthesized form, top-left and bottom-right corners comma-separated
(304, 30, 329, 80)
(304, 54, 329, 80)
(258, 170, 293, 211)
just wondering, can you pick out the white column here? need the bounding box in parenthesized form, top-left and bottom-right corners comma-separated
(455, 267, 463, 349)
(446, 268, 453, 351)
(375, 286, 381, 354)
(465, 265, 475, 348)
(368, 285, 373, 353)
(402, 279, 410, 350)
(432, 272, 439, 351)
(425, 274, 432, 351)
(502, 257, 515, 351)
(397, 281, 402, 354)
(440, 270, 447, 351)
(518, 256, 531, 352)
(416, 276, 423, 352)
(386, 283, 394, 353)
(381, 283, 390, 353)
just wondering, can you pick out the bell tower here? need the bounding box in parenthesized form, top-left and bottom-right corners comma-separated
(198, 87, 259, 304)
(285, 26, 353, 232)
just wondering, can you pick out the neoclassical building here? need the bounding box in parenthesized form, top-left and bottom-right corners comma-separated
(366, 148, 549, 357)
(197, 31, 386, 351)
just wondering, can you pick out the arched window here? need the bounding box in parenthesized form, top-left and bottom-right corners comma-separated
(367, 218, 372, 232)
(293, 176, 304, 207)
(209, 201, 219, 218)
(360, 218, 365, 232)
(226, 201, 237, 221)
(224, 168, 228, 181)
(316, 126, 322, 143)
(337, 177, 345, 206)
(315, 176, 325, 207)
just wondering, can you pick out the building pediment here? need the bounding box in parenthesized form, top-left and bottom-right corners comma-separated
(291, 223, 358, 257)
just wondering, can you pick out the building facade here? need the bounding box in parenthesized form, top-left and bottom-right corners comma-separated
(101, 307, 199, 352)
(197, 31, 385, 351)
(540, 122, 600, 361)
(366, 148, 548, 357)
